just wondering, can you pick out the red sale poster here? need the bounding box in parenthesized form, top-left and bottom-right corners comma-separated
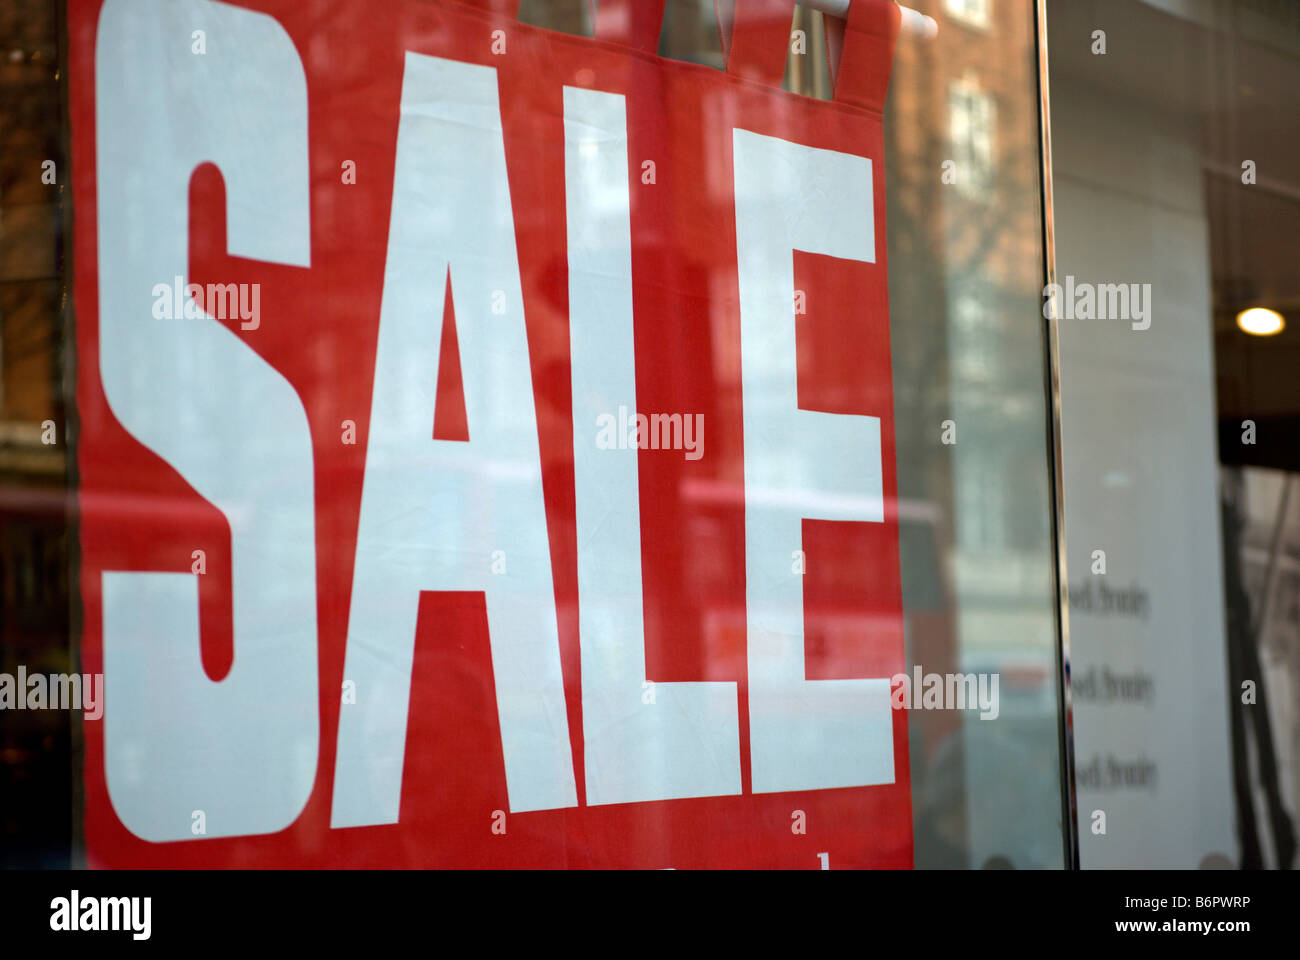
(68, 0, 910, 867)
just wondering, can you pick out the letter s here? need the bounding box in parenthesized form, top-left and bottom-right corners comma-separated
(95, 0, 316, 841)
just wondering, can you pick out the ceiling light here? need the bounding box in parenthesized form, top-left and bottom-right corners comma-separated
(1236, 307, 1285, 336)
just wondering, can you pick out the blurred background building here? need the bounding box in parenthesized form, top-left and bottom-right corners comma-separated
(0, 0, 72, 868)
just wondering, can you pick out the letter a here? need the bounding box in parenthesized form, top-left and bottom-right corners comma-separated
(332, 54, 576, 827)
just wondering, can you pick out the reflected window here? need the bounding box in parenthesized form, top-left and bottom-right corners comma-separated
(949, 72, 995, 197)
(955, 455, 1007, 551)
(951, 289, 997, 384)
(944, 0, 991, 30)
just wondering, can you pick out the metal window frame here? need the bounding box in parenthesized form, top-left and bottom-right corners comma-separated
(1033, 0, 1080, 872)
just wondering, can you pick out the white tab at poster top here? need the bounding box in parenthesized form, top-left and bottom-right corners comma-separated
(805, 0, 939, 39)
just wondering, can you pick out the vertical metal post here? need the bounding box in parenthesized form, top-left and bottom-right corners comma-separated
(1034, 0, 1080, 871)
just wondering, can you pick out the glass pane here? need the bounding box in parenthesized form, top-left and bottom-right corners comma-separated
(1049, 0, 1300, 868)
(0, 0, 1068, 869)
(879, 0, 1066, 868)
